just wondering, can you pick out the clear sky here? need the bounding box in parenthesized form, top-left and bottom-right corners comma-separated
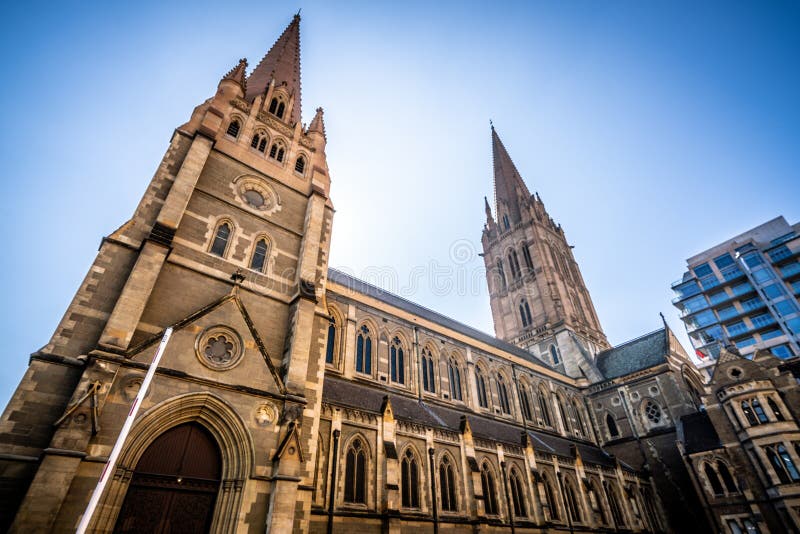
(1, 1, 798, 409)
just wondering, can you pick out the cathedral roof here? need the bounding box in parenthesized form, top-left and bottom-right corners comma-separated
(595, 328, 668, 379)
(246, 14, 302, 123)
(491, 126, 532, 224)
(328, 268, 558, 372)
(322, 375, 618, 467)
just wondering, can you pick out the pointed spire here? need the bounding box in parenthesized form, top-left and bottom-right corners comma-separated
(491, 126, 531, 224)
(308, 107, 326, 138)
(221, 58, 248, 91)
(246, 14, 302, 123)
(484, 196, 494, 222)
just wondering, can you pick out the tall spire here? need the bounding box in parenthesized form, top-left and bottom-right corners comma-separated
(491, 126, 531, 224)
(246, 14, 302, 123)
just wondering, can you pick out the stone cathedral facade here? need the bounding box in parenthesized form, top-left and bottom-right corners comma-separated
(2, 14, 800, 534)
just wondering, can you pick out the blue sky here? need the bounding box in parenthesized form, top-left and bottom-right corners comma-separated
(1, 1, 798, 408)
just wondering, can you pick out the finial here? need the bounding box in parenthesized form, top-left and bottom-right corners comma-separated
(489, 118, 494, 129)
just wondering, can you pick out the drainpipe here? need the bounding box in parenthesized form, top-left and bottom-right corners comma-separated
(557, 471, 574, 534)
(501, 461, 516, 534)
(428, 447, 439, 534)
(327, 429, 340, 534)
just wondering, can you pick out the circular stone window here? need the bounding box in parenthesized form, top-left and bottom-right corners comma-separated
(236, 178, 277, 213)
(195, 325, 244, 370)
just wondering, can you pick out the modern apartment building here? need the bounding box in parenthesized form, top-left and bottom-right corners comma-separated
(672, 216, 800, 373)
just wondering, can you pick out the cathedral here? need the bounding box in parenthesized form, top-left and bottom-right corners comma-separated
(1, 14, 799, 534)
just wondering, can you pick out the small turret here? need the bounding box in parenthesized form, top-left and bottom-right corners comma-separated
(218, 58, 248, 98)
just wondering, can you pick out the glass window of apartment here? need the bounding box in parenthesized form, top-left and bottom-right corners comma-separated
(792, 280, 800, 294)
(752, 268, 774, 284)
(769, 245, 792, 262)
(695, 263, 720, 290)
(742, 252, 764, 268)
(715, 253, 735, 269)
(699, 326, 723, 344)
(727, 321, 748, 336)
(781, 261, 800, 277)
(732, 282, 753, 296)
(683, 295, 709, 313)
(694, 263, 712, 277)
(750, 313, 775, 328)
(740, 297, 763, 312)
(763, 283, 785, 299)
(709, 290, 729, 305)
(717, 306, 738, 321)
(676, 280, 701, 299)
(787, 317, 800, 334)
(760, 329, 783, 341)
(771, 345, 793, 358)
(736, 337, 756, 349)
(694, 310, 718, 328)
(775, 300, 798, 317)
(716, 253, 742, 280)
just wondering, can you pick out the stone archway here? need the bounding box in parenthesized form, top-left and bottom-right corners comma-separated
(90, 392, 254, 533)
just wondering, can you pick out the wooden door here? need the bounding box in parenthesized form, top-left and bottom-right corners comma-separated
(114, 422, 222, 534)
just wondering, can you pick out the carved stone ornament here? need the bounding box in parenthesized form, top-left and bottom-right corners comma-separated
(195, 325, 244, 371)
(255, 403, 277, 426)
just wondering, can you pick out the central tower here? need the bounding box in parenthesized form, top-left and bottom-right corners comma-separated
(481, 127, 608, 379)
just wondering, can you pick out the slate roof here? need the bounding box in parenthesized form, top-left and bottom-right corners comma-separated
(322, 376, 619, 468)
(678, 412, 722, 454)
(327, 268, 559, 372)
(595, 329, 667, 379)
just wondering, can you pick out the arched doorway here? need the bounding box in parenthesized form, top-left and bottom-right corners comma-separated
(114, 422, 221, 533)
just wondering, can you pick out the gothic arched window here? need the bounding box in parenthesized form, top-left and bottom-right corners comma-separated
(539, 389, 552, 427)
(210, 221, 232, 257)
(251, 132, 268, 153)
(476, 368, 488, 408)
(752, 399, 769, 423)
(606, 483, 625, 526)
(741, 400, 758, 426)
(448, 359, 462, 401)
(344, 438, 366, 504)
(497, 259, 507, 290)
(480, 462, 498, 515)
(606, 413, 619, 438)
(250, 238, 269, 272)
(269, 143, 286, 162)
(294, 155, 306, 175)
(549, 344, 560, 365)
(226, 119, 240, 138)
(557, 396, 570, 433)
(421, 348, 435, 393)
(268, 97, 279, 114)
(390, 337, 405, 384)
(717, 461, 738, 493)
(644, 400, 662, 425)
(497, 375, 511, 414)
(509, 468, 527, 517)
(519, 299, 532, 328)
(572, 400, 587, 436)
(565, 480, 582, 523)
(325, 314, 336, 365)
(542, 475, 559, 520)
(768, 397, 785, 421)
(258, 137, 267, 152)
(766, 444, 800, 483)
(276, 101, 286, 119)
(401, 449, 420, 508)
(522, 245, 533, 270)
(356, 325, 372, 375)
(502, 214, 510, 231)
(439, 455, 457, 512)
(704, 462, 724, 495)
(508, 251, 521, 279)
(520, 385, 533, 421)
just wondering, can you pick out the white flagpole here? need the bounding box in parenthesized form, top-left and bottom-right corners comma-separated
(76, 327, 174, 534)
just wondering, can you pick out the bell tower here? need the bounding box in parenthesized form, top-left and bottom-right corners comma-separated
(481, 127, 608, 379)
